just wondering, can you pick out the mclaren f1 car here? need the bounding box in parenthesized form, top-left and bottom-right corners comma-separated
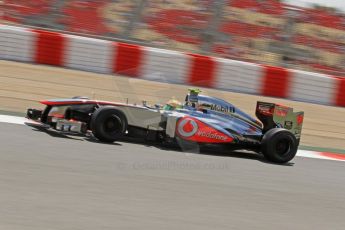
(26, 89, 304, 163)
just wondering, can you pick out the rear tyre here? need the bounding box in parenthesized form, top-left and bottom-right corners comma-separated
(90, 106, 127, 143)
(261, 128, 298, 163)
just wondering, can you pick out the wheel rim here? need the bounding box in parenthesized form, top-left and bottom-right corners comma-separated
(276, 139, 291, 156)
(103, 115, 122, 135)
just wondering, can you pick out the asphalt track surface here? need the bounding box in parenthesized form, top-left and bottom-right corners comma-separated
(1, 121, 344, 230)
(1, 60, 345, 229)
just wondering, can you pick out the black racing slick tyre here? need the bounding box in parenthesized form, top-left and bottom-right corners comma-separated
(261, 128, 298, 164)
(90, 106, 128, 143)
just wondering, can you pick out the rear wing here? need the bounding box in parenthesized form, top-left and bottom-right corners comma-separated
(256, 102, 304, 139)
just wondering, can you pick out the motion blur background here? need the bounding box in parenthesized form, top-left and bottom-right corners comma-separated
(2, 0, 345, 76)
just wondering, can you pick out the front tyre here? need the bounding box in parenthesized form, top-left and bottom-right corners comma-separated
(90, 106, 127, 143)
(261, 128, 298, 163)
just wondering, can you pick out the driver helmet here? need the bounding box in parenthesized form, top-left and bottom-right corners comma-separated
(163, 97, 182, 110)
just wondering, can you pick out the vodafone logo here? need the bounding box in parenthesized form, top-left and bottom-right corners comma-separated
(177, 118, 198, 137)
(176, 117, 233, 143)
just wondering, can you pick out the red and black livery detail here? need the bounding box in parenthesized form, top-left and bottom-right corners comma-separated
(176, 116, 234, 143)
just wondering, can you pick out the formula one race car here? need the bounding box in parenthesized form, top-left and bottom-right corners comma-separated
(26, 89, 304, 163)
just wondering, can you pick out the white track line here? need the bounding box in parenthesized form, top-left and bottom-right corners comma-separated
(0, 115, 343, 162)
(0, 115, 31, 125)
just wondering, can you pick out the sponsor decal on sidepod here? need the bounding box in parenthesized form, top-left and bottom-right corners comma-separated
(176, 117, 233, 143)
